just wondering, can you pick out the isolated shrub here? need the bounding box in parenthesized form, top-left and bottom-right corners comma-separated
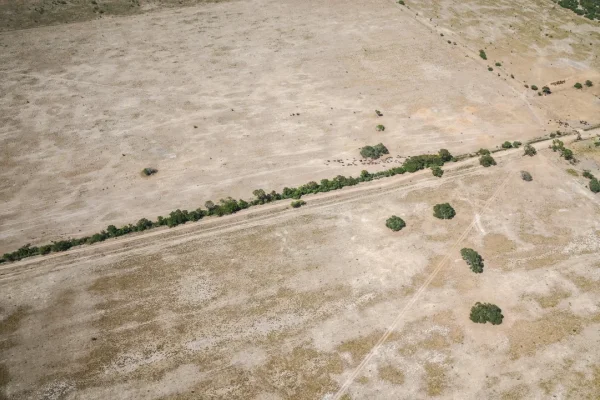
(523, 144, 537, 156)
(291, 200, 306, 208)
(376, 124, 385, 132)
(585, 80, 593, 87)
(590, 178, 600, 193)
(360, 143, 389, 159)
(495, 62, 501, 67)
(550, 132, 557, 138)
(562, 148, 574, 161)
(511, 74, 515, 79)
(501, 141, 513, 149)
(512, 141, 522, 148)
(478, 148, 491, 155)
(460, 248, 484, 273)
(431, 166, 444, 177)
(574, 82, 583, 89)
(488, 67, 493, 71)
(479, 154, 496, 167)
(397, 0, 405, 4)
(479, 50, 487, 60)
(375, 110, 383, 116)
(438, 148, 453, 162)
(142, 167, 158, 176)
(433, 203, 456, 220)
(531, 85, 538, 91)
(542, 86, 551, 94)
(386, 216, 406, 231)
(583, 170, 595, 179)
(470, 302, 503, 325)
(520, 171, 532, 181)
(524, 84, 529, 88)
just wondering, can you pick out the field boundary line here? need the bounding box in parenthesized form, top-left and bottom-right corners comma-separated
(331, 169, 512, 400)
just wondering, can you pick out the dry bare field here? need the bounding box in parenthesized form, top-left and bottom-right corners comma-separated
(1, 147, 600, 399)
(1, 0, 599, 253)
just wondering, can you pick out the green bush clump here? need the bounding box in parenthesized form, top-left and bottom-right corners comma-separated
(495, 62, 501, 67)
(512, 141, 522, 148)
(501, 141, 513, 149)
(524, 144, 537, 156)
(142, 167, 158, 176)
(590, 178, 600, 193)
(479, 50, 487, 60)
(460, 248, 484, 273)
(438, 148, 453, 162)
(478, 148, 491, 155)
(375, 110, 383, 116)
(574, 82, 583, 89)
(585, 80, 593, 87)
(433, 203, 456, 220)
(431, 166, 444, 177)
(376, 124, 385, 132)
(479, 154, 496, 167)
(520, 171, 533, 181)
(542, 86, 551, 94)
(360, 143, 389, 159)
(291, 200, 306, 208)
(397, 0, 405, 4)
(551, 139, 574, 161)
(531, 85, 538, 91)
(470, 302, 503, 325)
(386, 215, 406, 231)
(488, 67, 493, 72)
(583, 170, 595, 179)
(557, 0, 599, 21)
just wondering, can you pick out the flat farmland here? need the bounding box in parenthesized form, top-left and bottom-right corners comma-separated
(2, 148, 599, 399)
(0, 0, 575, 253)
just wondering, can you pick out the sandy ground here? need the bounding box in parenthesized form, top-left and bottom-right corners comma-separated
(1, 0, 599, 253)
(1, 146, 600, 399)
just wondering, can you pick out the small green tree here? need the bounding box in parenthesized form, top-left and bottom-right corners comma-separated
(495, 62, 501, 67)
(520, 171, 533, 181)
(433, 203, 456, 219)
(460, 248, 484, 273)
(470, 302, 503, 325)
(431, 166, 444, 177)
(512, 141, 522, 148)
(488, 67, 493, 71)
(386, 216, 406, 231)
(501, 141, 513, 149)
(585, 80, 593, 87)
(479, 50, 487, 60)
(376, 125, 385, 132)
(590, 178, 600, 193)
(142, 167, 158, 176)
(524, 144, 537, 156)
(375, 110, 383, 116)
(478, 148, 491, 155)
(574, 82, 583, 89)
(438, 148, 453, 162)
(542, 86, 551, 94)
(562, 148, 574, 160)
(479, 154, 496, 167)
(360, 143, 389, 159)
(583, 170, 595, 179)
(531, 85, 538, 91)
(291, 200, 306, 208)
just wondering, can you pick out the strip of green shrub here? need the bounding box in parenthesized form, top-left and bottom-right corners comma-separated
(460, 248, 484, 273)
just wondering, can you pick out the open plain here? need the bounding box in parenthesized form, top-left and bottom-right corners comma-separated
(1, 0, 600, 399)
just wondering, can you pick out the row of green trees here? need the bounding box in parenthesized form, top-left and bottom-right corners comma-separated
(2, 149, 457, 263)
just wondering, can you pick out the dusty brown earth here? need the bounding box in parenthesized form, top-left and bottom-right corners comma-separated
(1, 0, 600, 399)
(1, 0, 599, 253)
(1, 145, 600, 399)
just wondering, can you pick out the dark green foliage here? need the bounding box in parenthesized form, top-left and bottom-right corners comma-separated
(520, 171, 533, 181)
(590, 178, 600, 193)
(501, 141, 513, 149)
(438, 148, 453, 162)
(433, 203, 456, 220)
(375, 110, 383, 116)
(479, 50, 487, 60)
(402, 154, 444, 172)
(550, 132, 557, 138)
(460, 248, 484, 273)
(488, 67, 493, 71)
(386, 215, 406, 231)
(495, 62, 501, 67)
(562, 148, 574, 160)
(360, 143, 389, 159)
(585, 80, 593, 87)
(530, 85, 538, 91)
(431, 166, 444, 177)
(574, 82, 583, 89)
(552, 139, 575, 161)
(376, 125, 385, 132)
(557, 0, 599, 21)
(512, 141, 522, 148)
(291, 200, 306, 208)
(542, 86, 551, 94)
(142, 167, 158, 176)
(583, 170, 595, 179)
(470, 302, 503, 325)
(478, 148, 491, 155)
(397, 0, 405, 4)
(524, 144, 537, 156)
(479, 154, 496, 167)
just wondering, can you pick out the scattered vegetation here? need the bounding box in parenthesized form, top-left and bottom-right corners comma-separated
(585, 80, 593, 87)
(542, 86, 551, 95)
(460, 248, 484, 273)
(142, 167, 158, 176)
(520, 171, 533, 181)
(557, 0, 599, 21)
(431, 166, 444, 177)
(479, 50, 487, 60)
(433, 203, 456, 220)
(574, 82, 583, 89)
(360, 143, 389, 159)
(376, 124, 385, 132)
(386, 216, 406, 232)
(478, 148, 491, 156)
(375, 110, 383, 117)
(469, 302, 504, 325)
(291, 200, 306, 208)
(583, 170, 595, 179)
(524, 144, 537, 156)
(551, 139, 574, 161)
(479, 154, 497, 167)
